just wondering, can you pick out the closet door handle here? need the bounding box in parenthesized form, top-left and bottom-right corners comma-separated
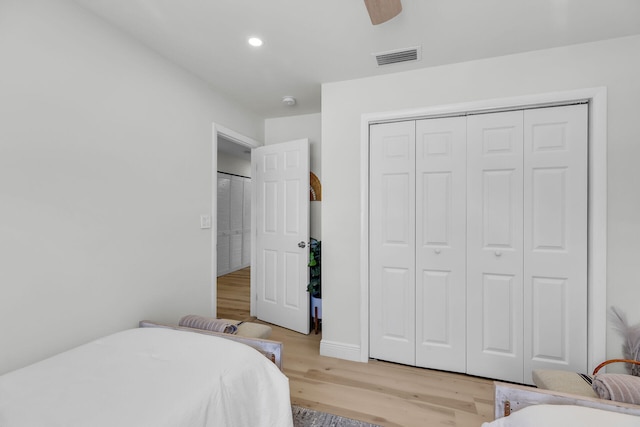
(494, 251, 502, 257)
(434, 249, 441, 254)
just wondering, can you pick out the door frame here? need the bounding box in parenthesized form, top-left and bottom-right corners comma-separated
(359, 87, 608, 372)
(211, 123, 261, 318)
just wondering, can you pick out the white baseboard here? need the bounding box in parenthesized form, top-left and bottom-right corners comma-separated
(320, 339, 366, 363)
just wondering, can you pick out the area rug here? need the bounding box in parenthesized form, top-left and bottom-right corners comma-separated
(292, 405, 383, 427)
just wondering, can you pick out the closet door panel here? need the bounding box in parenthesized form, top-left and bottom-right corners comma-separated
(217, 174, 231, 233)
(380, 267, 414, 339)
(242, 178, 252, 267)
(229, 233, 243, 271)
(217, 235, 231, 276)
(370, 121, 416, 365)
(229, 176, 245, 271)
(218, 173, 252, 274)
(230, 176, 244, 231)
(217, 173, 232, 276)
(481, 273, 519, 352)
(467, 111, 524, 383)
(415, 117, 467, 372)
(523, 104, 588, 382)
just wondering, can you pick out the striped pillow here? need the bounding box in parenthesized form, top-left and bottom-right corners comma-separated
(178, 315, 238, 334)
(592, 373, 640, 404)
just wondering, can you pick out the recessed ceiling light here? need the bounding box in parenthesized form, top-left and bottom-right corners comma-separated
(282, 96, 296, 106)
(248, 37, 263, 47)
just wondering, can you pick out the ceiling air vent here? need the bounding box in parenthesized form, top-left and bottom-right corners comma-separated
(374, 46, 421, 67)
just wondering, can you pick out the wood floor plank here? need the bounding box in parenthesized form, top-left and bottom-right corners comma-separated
(217, 268, 495, 426)
(216, 267, 251, 320)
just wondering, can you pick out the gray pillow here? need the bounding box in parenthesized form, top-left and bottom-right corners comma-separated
(178, 315, 238, 334)
(592, 373, 640, 404)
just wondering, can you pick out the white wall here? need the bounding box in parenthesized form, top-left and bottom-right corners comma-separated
(265, 113, 322, 239)
(0, 0, 262, 374)
(217, 151, 252, 177)
(321, 35, 640, 362)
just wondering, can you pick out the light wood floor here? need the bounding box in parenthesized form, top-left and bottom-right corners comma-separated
(217, 267, 251, 320)
(217, 268, 495, 427)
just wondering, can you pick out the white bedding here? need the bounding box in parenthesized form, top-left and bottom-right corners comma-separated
(482, 404, 640, 427)
(0, 328, 293, 427)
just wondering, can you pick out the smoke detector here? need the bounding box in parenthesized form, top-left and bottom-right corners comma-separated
(282, 96, 296, 106)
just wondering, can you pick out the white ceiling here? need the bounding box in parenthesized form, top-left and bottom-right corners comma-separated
(72, 0, 640, 119)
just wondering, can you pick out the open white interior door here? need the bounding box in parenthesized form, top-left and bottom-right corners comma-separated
(253, 139, 310, 334)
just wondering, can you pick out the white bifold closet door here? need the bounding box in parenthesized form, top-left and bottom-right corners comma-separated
(369, 116, 467, 371)
(370, 104, 588, 384)
(369, 121, 417, 366)
(217, 173, 232, 275)
(523, 105, 587, 383)
(217, 172, 251, 277)
(415, 116, 467, 372)
(466, 105, 588, 383)
(242, 179, 252, 266)
(466, 110, 526, 382)
(229, 176, 244, 270)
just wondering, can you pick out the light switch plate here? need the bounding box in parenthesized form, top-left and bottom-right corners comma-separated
(200, 214, 212, 229)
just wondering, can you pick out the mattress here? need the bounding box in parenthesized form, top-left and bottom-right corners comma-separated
(0, 327, 293, 427)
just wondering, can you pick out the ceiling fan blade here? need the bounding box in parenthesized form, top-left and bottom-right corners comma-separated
(364, 0, 402, 25)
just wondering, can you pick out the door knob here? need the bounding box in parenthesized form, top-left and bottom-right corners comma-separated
(298, 241, 307, 249)
(434, 249, 441, 254)
(495, 251, 502, 257)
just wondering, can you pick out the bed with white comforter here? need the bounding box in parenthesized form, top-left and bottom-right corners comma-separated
(482, 404, 640, 426)
(0, 327, 293, 427)
(488, 381, 640, 427)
